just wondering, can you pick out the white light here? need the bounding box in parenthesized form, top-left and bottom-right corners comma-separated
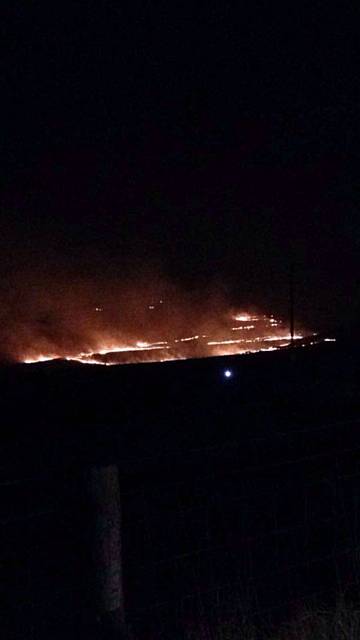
(224, 369, 233, 379)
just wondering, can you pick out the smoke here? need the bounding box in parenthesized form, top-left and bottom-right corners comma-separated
(0, 267, 236, 363)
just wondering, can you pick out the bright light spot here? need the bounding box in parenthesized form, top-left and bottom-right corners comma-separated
(224, 369, 233, 379)
(324, 338, 336, 342)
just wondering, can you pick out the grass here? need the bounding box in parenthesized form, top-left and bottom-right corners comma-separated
(182, 597, 360, 639)
(273, 599, 360, 640)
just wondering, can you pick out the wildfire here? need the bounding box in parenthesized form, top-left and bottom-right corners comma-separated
(20, 308, 319, 367)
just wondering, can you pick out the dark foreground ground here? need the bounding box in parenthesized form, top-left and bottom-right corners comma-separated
(0, 336, 359, 638)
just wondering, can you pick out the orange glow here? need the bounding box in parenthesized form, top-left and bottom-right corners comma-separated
(19, 308, 325, 367)
(233, 313, 259, 322)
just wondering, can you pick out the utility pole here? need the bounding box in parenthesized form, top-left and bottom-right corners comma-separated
(290, 263, 295, 346)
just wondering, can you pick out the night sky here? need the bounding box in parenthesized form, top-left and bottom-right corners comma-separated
(1, 3, 359, 342)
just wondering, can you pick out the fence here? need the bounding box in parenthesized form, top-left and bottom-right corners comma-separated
(120, 418, 360, 635)
(1, 417, 360, 638)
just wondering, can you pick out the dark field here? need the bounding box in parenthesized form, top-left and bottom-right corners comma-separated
(0, 338, 359, 638)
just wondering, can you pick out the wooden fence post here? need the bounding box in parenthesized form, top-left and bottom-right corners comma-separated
(89, 463, 128, 637)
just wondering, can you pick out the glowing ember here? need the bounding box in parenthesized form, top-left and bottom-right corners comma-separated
(233, 313, 258, 322)
(23, 355, 59, 364)
(231, 324, 255, 331)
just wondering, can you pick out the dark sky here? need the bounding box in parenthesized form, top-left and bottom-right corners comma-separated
(1, 3, 359, 332)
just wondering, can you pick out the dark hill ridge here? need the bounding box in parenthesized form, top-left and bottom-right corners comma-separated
(0, 337, 359, 639)
(0, 338, 358, 476)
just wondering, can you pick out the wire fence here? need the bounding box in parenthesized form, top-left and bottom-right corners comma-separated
(1, 418, 360, 638)
(119, 418, 360, 633)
